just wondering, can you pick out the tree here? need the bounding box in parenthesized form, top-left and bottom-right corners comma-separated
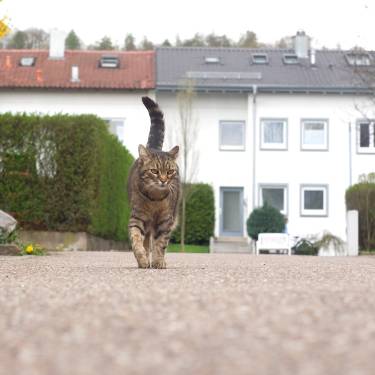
(174, 80, 199, 252)
(92, 36, 116, 50)
(24, 28, 49, 49)
(205, 33, 233, 47)
(138, 36, 154, 50)
(123, 33, 136, 50)
(237, 30, 258, 48)
(7, 31, 28, 49)
(161, 39, 172, 47)
(181, 33, 205, 47)
(65, 30, 81, 50)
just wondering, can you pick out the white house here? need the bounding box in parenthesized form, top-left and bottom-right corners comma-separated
(155, 32, 375, 243)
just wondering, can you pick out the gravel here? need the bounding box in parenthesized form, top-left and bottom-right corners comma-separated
(1, 251, 375, 375)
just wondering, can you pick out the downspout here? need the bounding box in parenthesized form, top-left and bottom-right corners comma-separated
(349, 122, 353, 186)
(252, 85, 258, 212)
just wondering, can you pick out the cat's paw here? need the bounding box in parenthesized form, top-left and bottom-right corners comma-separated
(151, 259, 166, 269)
(137, 256, 150, 269)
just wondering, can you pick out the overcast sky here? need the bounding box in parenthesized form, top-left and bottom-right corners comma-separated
(1, 0, 374, 49)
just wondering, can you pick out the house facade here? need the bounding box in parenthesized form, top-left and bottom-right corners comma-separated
(155, 34, 375, 241)
(0, 30, 155, 156)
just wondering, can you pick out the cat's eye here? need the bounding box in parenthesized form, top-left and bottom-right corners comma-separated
(167, 170, 174, 176)
(150, 169, 158, 174)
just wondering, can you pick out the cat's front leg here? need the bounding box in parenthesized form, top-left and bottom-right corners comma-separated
(152, 229, 171, 269)
(129, 225, 150, 269)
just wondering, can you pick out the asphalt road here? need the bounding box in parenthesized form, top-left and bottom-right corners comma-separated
(1, 252, 375, 375)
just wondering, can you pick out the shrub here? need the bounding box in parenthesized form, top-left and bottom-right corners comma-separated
(0, 113, 133, 241)
(292, 239, 318, 256)
(171, 183, 215, 245)
(247, 204, 285, 241)
(345, 176, 375, 250)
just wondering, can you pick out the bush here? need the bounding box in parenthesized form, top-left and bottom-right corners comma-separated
(292, 239, 318, 255)
(171, 183, 215, 245)
(247, 204, 285, 241)
(346, 177, 375, 250)
(0, 113, 133, 241)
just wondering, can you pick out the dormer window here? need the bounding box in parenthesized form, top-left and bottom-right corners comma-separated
(19, 57, 36, 67)
(283, 54, 299, 65)
(204, 57, 220, 64)
(345, 52, 371, 66)
(251, 53, 268, 65)
(99, 56, 120, 68)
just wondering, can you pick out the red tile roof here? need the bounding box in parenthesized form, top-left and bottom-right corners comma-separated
(0, 50, 155, 90)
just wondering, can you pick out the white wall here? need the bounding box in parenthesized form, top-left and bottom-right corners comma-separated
(0, 90, 153, 157)
(158, 91, 375, 240)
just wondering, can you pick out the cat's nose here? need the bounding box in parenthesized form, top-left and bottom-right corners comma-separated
(159, 175, 167, 184)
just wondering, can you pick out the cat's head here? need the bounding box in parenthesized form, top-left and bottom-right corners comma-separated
(137, 144, 179, 199)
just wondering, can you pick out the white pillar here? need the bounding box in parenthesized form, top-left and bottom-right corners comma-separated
(346, 210, 359, 256)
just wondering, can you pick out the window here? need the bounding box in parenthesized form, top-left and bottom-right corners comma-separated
(301, 119, 328, 150)
(357, 121, 375, 153)
(283, 54, 299, 64)
(260, 119, 287, 150)
(99, 56, 120, 68)
(204, 57, 220, 64)
(300, 185, 328, 216)
(104, 118, 125, 140)
(219, 121, 245, 150)
(345, 52, 371, 66)
(259, 185, 287, 214)
(19, 57, 36, 67)
(251, 53, 268, 65)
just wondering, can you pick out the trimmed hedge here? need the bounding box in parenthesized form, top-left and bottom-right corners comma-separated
(0, 113, 133, 241)
(247, 204, 285, 241)
(346, 181, 375, 250)
(171, 183, 215, 245)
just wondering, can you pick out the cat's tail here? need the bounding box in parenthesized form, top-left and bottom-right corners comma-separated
(142, 96, 165, 150)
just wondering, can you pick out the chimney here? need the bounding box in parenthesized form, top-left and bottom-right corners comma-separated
(71, 65, 79, 82)
(293, 31, 310, 58)
(310, 48, 316, 66)
(49, 29, 66, 59)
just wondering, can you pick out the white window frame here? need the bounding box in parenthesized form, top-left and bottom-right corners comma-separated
(259, 184, 288, 215)
(300, 185, 328, 217)
(301, 119, 329, 151)
(104, 118, 125, 140)
(219, 120, 246, 151)
(260, 118, 288, 150)
(357, 120, 375, 154)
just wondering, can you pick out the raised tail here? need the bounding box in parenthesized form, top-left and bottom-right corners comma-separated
(142, 96, 165, 150)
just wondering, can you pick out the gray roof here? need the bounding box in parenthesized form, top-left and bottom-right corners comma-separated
(156, 47, 375, 94)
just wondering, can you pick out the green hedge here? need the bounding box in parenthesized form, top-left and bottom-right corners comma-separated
(247, 204, 285, 241)
(171, 183, 215, 245)
(0, 113, 133, 241)
(346, 181, 375, 250)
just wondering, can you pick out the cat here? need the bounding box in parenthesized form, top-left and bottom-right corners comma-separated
(127, 97, 180, 269)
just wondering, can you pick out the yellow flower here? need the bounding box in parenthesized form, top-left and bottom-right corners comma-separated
(26, 245, 34, 254)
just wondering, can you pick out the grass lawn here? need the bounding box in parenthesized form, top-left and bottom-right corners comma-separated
(359, 249, 375, 255)
(167, 243, 209, 253)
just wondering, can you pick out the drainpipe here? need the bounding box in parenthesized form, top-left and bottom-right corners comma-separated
(252, 84, 258, 212)
(348, 122, 353, 186)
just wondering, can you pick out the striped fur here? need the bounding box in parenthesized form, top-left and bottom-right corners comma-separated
(142, 96, 165, 150)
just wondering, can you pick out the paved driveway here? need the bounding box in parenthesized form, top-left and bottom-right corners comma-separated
(1, 252, 375, 375)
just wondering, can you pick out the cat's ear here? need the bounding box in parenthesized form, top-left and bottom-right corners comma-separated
(168, 145, 179, 159)
(138, 144, 150, 160)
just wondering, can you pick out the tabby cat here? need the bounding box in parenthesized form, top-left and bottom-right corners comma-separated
(127, 97, 180, 269)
